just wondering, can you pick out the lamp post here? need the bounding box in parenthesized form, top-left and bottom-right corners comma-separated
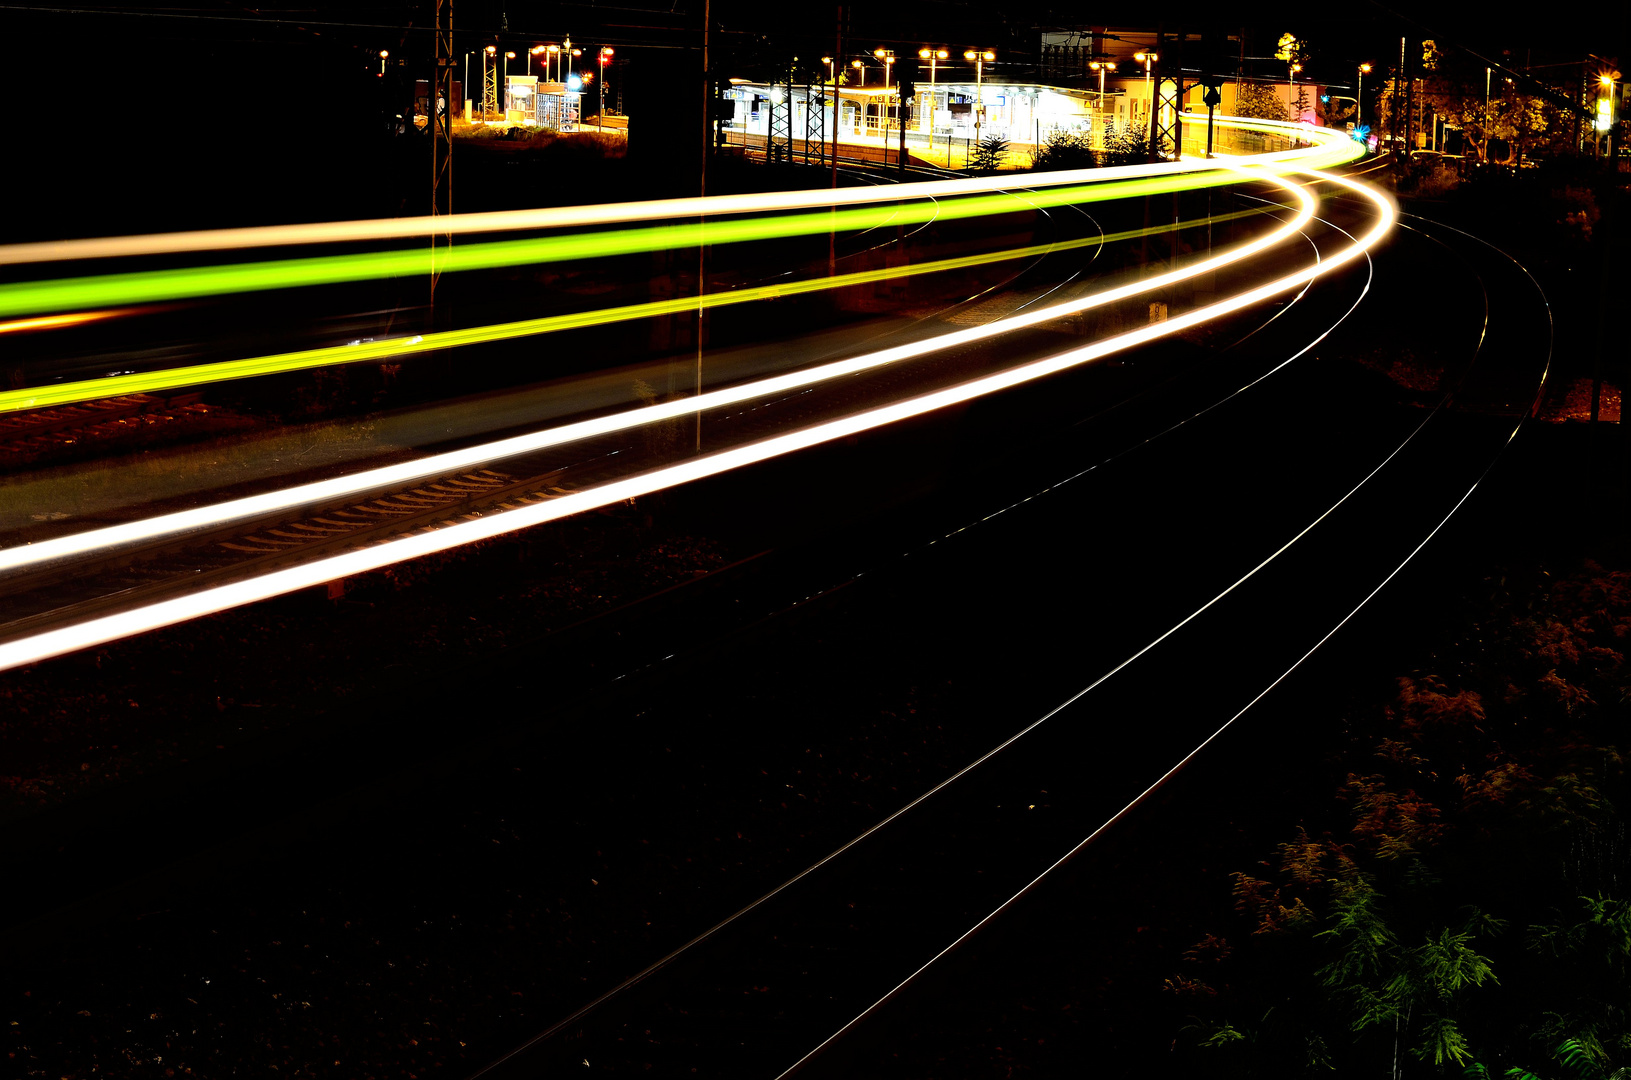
(851, 58, 864, 87)
(1134, 49, 1157, 137)
(822, 56, 834, 83)
(1598, 72, 1619, 157)
(874, 48, 895, 137)
(378, 49, 388, 77)
(919, 48, 947, 154)
(545, 44, 560, 82)
(529, 45, 544, 77)
(964, 49, 994, 148)
(1358, 62, 1371, 126)
(1290, 62, 1302, 122)
(1089, 59, 1116, 144)
(598, 46, 613, 130)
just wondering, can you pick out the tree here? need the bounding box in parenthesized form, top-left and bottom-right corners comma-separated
(1030, 129, 1094, 171)
(969, 133, 1009, 170)
(1234, 82, 1288, 122)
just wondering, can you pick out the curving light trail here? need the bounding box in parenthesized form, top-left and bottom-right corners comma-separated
(0, 204, 1286, 414)
(0, 164, 1357, 321)
(0, 139, 1395, 673)
(0, 159, 1321, 578)
(0, 119, 1344, 268)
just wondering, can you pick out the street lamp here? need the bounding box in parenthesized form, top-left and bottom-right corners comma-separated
(528, 44, 545, 77)
(1088, 60, 1116, 115)
(1290, 62, 1302, 122)
(378, 49, 388, 77)
(1358, 62, 1371, 126)
(546, 43, 560, 82)
(598, 46, 613, 130)
(919, 47, 947, 154)
(964, 49, 995, 143)
(852, 58, 865, 87)
(822, 56, 834, 83)
(1133, 51, 1157, 85)
(1597, 72, 1619, 154)
(874, 47, 894, 91)
(874, 49, 895, 136)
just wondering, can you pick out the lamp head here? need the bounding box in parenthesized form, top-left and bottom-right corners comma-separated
(1359, 62, 1372, 73)
(485, 45, 496, 55)
(964, 50, 976, 60)
(379, 49, 389, 59)
(506, 51, 516, 59)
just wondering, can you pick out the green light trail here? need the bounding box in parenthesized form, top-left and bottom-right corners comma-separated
(0, 205, 1293, 414)
(0, 144, 1359, 321)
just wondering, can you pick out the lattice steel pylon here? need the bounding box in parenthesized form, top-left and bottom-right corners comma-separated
(1151, 75, 1183, 160)
(431, 0, 454, 299)
(483, 59, 499, 117)
(766, 68, 793, 163)
(801, 78, 825, 166)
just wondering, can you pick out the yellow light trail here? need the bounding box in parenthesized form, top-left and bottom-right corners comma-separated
(0, 158, 1322, 580)
(0, 311, 127, 335)
(0, 160, 1396, 675)
(0, 204, 1287, 415)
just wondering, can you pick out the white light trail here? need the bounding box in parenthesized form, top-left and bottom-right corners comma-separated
(0, 161, 1317, 578)
(0, 159, 1394, 674)
(0, 119, 1330, 267)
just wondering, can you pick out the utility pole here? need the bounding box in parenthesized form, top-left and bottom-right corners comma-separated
(431, 0, 453, 301)
(1398, 35, 1410, 160)
(829, 5, 844, 281)
(696, 0, 710, 451)
(831, 5, 844, 189)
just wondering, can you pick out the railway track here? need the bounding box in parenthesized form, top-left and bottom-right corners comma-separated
(0, 165, 1128, 662)
(465, 178, 1554, 1080)
(0, 139, 1441, 1076)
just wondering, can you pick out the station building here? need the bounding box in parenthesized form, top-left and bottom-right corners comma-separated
(722, 29, 1327, 167)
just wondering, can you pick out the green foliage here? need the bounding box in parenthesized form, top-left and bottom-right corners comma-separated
(1201, 1022, 1248, 1047)
(1097, 127, 1156, 167)
(1234, 82, 1289, 122)
(1030, 129, 1095, 171)
(1162, 556, 1631, 1076)
(969, 133, 1010, 170)
(1419, 1014, 1476, 1066)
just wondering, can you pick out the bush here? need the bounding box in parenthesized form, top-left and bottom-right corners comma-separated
(1098, 127, 1156, 167)
(969, 133, 1010, 171)
(1031, 130, 1096, 171)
